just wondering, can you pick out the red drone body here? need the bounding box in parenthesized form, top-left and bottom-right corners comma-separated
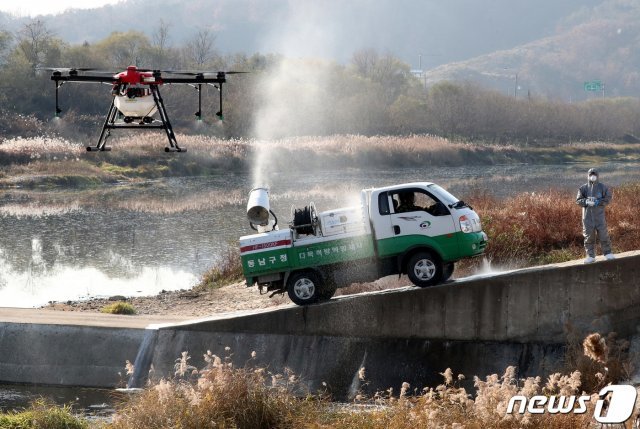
(114, 66, 163, 85)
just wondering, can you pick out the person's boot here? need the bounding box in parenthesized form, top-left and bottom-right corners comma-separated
(584, 256, 596, 264)
(604, 253, 615, 260)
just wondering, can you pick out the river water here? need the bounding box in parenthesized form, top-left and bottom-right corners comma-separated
(2, 161, 640, 415)
(2, 161, 640, 308)
(0, 383, 117, 421)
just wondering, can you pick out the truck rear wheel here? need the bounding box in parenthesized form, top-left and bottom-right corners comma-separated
(407, 251, 442, 288)
(318, 280, 337, 301)
(442, 262, 455, 281)
(287, 271, 322, 305)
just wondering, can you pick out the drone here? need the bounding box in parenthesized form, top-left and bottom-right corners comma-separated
(46, 66, 245, 152)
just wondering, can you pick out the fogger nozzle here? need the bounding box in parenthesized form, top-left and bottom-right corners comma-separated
(247, 187, 270, 226)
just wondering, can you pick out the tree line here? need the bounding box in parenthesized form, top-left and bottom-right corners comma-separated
(1, 19, 640, 144)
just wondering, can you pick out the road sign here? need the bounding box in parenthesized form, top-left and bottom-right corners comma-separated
(584, 80, 602, 91)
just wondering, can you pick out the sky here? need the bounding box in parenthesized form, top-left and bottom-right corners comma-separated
(0, 0, 120, 17)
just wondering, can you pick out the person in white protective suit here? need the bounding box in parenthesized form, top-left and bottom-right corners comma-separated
(576, 168, 614, 263)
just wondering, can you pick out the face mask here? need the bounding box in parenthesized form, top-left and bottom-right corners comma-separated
(589, 175, 597, 182)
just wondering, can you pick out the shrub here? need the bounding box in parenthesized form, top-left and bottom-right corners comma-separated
(101, 301, 136, 315)
(0, 399, 88, 429)
(109, 350, 321, 429)
(198, 244, 244, 290)
(564, 330, 633, 393)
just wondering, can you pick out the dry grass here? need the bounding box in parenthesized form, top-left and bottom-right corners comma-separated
(0, 398, 88, 429)
(329, 367, 595, 429)
(111, 189, 246, 214)
(110, 349, 322, 429)
(101, 301, 137, 315)
(107, 333, 633, 429)
(198, 244, 245, 290)
(564, 328, 633, 394)
(3, 135, 639, 188)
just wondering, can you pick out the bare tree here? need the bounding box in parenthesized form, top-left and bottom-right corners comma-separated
(17, 20, 55, 73)
(351, 48, 379, 77)
(151, 19, 171, 68)
(186, 29, 216, 68)
(0, 30, 11, 64)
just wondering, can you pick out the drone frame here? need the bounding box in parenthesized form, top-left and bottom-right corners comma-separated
(50, 68, 230, 152)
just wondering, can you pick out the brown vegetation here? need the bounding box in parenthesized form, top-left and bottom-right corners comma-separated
(106, 335, 635, 429)
(2, 135, 639, 188)
(0, 399, 88, 429)
(198, 244, 245, 290)
(564, 330, 633, 394)
(101, 301, 137, 315)
(110, 350, 322, 429)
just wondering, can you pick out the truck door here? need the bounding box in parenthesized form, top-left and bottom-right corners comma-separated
(376, 188, 458, 260)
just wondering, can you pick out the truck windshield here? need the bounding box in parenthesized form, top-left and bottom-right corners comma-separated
(427, 184, 460, 206)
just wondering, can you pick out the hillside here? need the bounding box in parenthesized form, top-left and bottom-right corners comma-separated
(424, 0, 640, 101)
(0, 0, 599, 67)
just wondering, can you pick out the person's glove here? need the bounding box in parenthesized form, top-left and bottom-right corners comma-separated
(594, 199, 600, 207)
(586, 199, 595, 207)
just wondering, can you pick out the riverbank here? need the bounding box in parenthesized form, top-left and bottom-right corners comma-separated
(43, 275, 411, 316)
(2, 134, 640, 188)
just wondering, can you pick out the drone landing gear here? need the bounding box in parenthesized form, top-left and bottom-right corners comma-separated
(88, 85, 185, 152)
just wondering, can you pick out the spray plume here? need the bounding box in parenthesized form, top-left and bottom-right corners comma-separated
(251, 2, 344, 188)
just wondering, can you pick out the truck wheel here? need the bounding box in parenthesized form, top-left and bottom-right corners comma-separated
(442, 262, 455, 281)
(287, 271, 322, 305)
(318, 280, 337, 301)
(407, 251, 442, 288)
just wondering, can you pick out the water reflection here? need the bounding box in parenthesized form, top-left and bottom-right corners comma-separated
(1, 162, 639, 307)
(0, 383, 116, 420)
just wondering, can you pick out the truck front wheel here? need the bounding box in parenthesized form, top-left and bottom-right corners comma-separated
(407, 251, 442, 288)
(287, 271, 322, 305)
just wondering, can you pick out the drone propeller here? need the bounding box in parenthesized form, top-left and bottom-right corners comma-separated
(161, 70, 249, 76)
(39, 67, 116, 74)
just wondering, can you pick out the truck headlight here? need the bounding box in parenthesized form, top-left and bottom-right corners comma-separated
(459, 215, 473, 233)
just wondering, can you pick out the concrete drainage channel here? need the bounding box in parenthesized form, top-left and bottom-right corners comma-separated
(1, 251, 640, 397)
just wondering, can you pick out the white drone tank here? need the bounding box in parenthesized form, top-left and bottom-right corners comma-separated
(114, 87, 158, 118)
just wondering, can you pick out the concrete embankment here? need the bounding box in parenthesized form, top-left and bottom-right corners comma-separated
(0, 311, 188, 387)
(149, 250, 640, 396)
(1, 251, 639, 395)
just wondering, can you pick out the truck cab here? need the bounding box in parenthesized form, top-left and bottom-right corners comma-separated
(366, 182, 487, 287)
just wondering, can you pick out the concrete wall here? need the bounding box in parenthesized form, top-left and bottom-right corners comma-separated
(0, 322, 145, 387)
(162, 252, 640, 343)
(150, 330, 565, 400)
(146, 252, 640, 396)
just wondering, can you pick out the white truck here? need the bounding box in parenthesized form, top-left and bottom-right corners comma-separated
(239, 182, 488, 305)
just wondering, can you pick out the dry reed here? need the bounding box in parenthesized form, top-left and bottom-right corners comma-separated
(108, 335, 632, 429)
(4, 135, 639, 187)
